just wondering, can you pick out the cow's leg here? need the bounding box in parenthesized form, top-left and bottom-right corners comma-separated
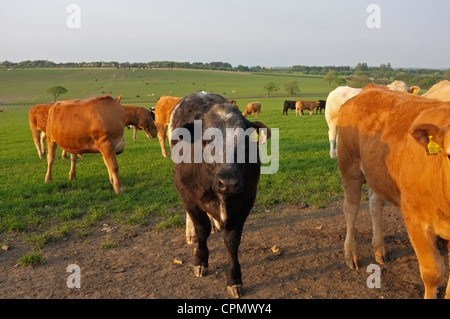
(39, 131, 46, 159)
(404, 219, 444, 299)
(368, 189, 386, 264)
(185, 212, 196, 244)
(190, 210, 211, 278)
(223, 221, 245, 298)
(99, 145, 123, 194)
(61, 150, 67, 159)
(45, 140, 57, 183)
(156, 123, 168, 158)
(132, 126, 137, 141)
(328, 124, 338, 158)
(69, 153, 77, 181)
(341, 161, 364, 269)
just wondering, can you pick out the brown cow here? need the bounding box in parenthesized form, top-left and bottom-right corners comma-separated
(242, 102, 261, 118)
(295, 100, 319, 116)
(337, 84, 450, 298)
(122, 104, 158, 141)
(153, 95, 182, 157)
(45, 96, 126, 194)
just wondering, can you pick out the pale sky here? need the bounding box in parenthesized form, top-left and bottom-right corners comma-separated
(1, 0, 449, 69)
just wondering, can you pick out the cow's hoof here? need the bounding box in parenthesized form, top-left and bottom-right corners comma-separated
(186, 236, 196, 245)
(193, 265, 208, 277)
(345, 256, 359, 270)
(374, 248, 387, 265)
(227, 285, 243, 299)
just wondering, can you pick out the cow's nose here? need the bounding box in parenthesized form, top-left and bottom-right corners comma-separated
(217, 178, 242, 194)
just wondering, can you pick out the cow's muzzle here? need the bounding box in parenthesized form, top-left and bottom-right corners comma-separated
(216, 177, 243, 194)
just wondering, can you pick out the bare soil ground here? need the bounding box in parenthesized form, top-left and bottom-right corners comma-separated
(1, 200, 448, 301)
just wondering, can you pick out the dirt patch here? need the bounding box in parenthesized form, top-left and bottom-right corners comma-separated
(0, 200, 446, 299)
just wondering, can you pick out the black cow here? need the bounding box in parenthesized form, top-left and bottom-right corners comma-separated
(169, 91, 270, 298)
(283, 100, 297, 115)
(316, 100, 326, 114)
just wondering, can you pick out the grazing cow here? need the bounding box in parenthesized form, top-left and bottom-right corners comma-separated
(122, 104, 158, 141)
(422, 80, 450, 102)
(242, 102, 261, 118)
(154, 95, 183, 157)
(28, 103, 73, 159)
(45, 96, 126, 194)
(283, 100, 296, 115)
(169, 91, 270, 298)
(316, 100, 326, 114)
(295, 100, 319, 116)
(326, 81, 420, 158)
(337, 84, 450, 299)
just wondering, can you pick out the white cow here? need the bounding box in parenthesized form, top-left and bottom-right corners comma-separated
(325, 81, 420, 158)
(422, 80, 450, 102)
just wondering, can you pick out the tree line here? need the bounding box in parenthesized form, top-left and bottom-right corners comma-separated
(0, 60, 266, 72)
(2, 60, 448, 90)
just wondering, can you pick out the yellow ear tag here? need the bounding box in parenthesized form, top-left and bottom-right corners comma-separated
(426, 135, 442, 156)
(249, 130, 259, 143)
(259, 130, 267, 145)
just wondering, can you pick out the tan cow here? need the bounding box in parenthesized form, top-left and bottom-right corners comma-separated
(122, 104, 158, 141)
(337, 84, 450, 298)
(28, 103, 53, 159)
(295, 100, 319, 116)
(242, 102, 261, 118)
(45, 96, 126, 194)
(422, 80, 450, 102)
(28, 103, 77, 159)
(153, 95, 182, 157)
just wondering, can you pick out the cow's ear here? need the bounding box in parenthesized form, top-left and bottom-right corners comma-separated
(411, 123, 445, 154)
(244, 119, 271, 143)
(177, 122, 202, 143)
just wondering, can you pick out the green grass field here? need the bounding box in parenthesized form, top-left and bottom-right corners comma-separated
(0, 68, 341, 260)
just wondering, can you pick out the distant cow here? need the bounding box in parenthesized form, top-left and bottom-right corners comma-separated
(387, 80, 420, 94)
(316, 100, 326, 114)
(122, 104, 158, 141)
(229, 99, 240, 110)
(295, 100, 319, 116)
(283, 100, 296, 115)
(154, 95, 183, 158)
(169, 91, 270, 298)
(422, 80, 450, 102)
(28, 103, 74, 159)
(242, 102, 261, 118)
(338, 84, 450, 299)
(45, 96, 126, 194)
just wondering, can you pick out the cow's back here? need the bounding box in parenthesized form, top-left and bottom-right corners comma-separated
(47, 96, 126, 154)
(337, 85, 440, 204)
(155, 95, 182, 125)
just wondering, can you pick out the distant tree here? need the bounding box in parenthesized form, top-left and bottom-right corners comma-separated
(334, 77, 347, 86)
(349, 71, 372, 88)
(283, 80, 300, 96)
(47, 86, 68, 102)
(323, 70, 337, 87)
(444, 69, 450, 80)
(263, 82, 279, 97)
